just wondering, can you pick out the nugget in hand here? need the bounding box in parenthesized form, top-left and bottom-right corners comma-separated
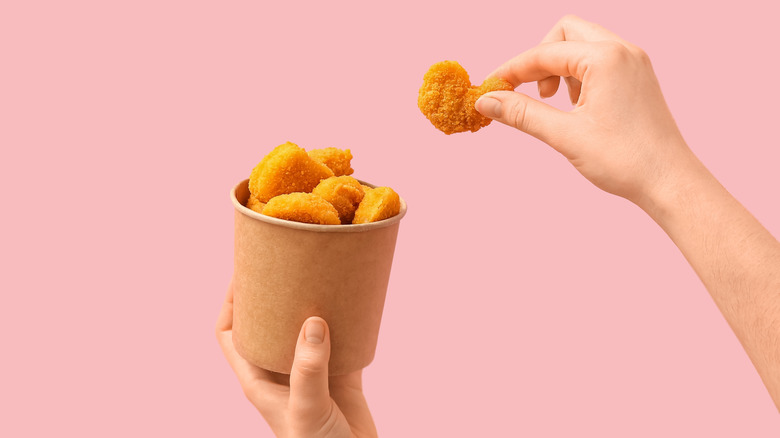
(313, 176, 365, 224)
(418, 60, 514, 134)
(353, 187, 401, 224)
(249, 142, 334, 202)
(262, 193, 341, 225)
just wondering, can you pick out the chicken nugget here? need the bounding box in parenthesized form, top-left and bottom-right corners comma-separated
(418, 61, 513, 134)
(352, 186, 401, 224)
(262, 193, 341, 225)
(308, 147, 354, 176)
(249, 142, 334, 202)
(312, 176, 365, 224)
(246, 194, 265, 213)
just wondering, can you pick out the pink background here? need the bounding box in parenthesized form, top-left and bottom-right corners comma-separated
(2, 0, 778, 436)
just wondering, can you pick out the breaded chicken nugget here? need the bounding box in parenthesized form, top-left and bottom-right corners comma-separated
(418, 61, 513, 134)
(352, 186, 401, 224)
(308, 147, 354, 176)
(262, 193, 341, 225)
(312, 176, 365, 224)
(246, 194, 265, 213)
(249, 142, 334, 202)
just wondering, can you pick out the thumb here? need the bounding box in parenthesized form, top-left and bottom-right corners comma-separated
(476, 90, 573, 152)
(289, 316, 332, 419)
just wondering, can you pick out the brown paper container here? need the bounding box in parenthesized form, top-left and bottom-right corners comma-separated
(230, 179, 407, 375)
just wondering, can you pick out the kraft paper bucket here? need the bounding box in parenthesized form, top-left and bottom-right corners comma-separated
(230, 179, 406, 375)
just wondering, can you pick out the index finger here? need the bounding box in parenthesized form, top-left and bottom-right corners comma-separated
(216, 280, 235, 334)
(541, 14, 628, 44)
(490, 40, 599, 87)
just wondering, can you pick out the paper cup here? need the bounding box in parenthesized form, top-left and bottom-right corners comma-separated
(230, 179, 406, 375)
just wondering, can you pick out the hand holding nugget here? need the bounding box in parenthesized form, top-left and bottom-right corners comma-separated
(473, 16, 688, 204)
(474, 15, 780, 410)
(418, 60, 514, 134)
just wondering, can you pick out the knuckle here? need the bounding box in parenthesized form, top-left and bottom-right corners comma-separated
(241, 381, 261, 405)
(242, 384, 254, 401)
(603, 40, 628, 56)
(594, 40, 630, 65)
(294, 353, 326, 378)
(509, 100, 531, 133)
(633, 46, 652, 66)
(559, 14, 579, 27)
(295, 362, 323, 378)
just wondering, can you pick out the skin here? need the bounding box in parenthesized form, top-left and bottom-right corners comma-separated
(216, 15, 780, 435)
(475, 14, 780, 410)
(216, 281, 377, 438)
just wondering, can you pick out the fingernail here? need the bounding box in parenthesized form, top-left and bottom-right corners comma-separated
(476, 95, 502, 119)
(304, 319, 325, 344)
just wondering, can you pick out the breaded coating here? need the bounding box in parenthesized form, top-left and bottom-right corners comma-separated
(308, 147, 354, 176)
(249, 142, 334, 202)
(312, 176, 365, 224)
(418, 61, 514, 134)
(246, 194, 265, 213)
(262, 193, 341, 225)
(352, 187, 401, 224)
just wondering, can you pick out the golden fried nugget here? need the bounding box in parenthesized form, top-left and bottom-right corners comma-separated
(262, 193, 341, 225)
(246, 195, 265, 213)
(312, 176, 365, 224)
(353, 186, 401, 224)
(249, 142, 334, 202)
(418, 61, 513, 134)
(308, 148, 354, 176)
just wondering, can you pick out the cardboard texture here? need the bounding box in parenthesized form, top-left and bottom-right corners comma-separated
(231, 179, 406, 375)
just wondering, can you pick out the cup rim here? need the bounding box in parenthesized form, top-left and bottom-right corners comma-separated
(231, 178, 407, 233)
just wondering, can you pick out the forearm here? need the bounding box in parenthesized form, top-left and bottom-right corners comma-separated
(640, 150, 780, 408)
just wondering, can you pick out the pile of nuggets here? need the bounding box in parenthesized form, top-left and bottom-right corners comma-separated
(246, 142, 401, 225)
(418, 60, 514, 134)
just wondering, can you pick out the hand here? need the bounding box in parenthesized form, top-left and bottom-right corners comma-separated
(216, 281, 377, 438)
(476, 15, 780, 410)
(475, 14, 701, 209)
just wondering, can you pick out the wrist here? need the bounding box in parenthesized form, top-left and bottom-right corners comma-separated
(634, 145, 717, 227)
